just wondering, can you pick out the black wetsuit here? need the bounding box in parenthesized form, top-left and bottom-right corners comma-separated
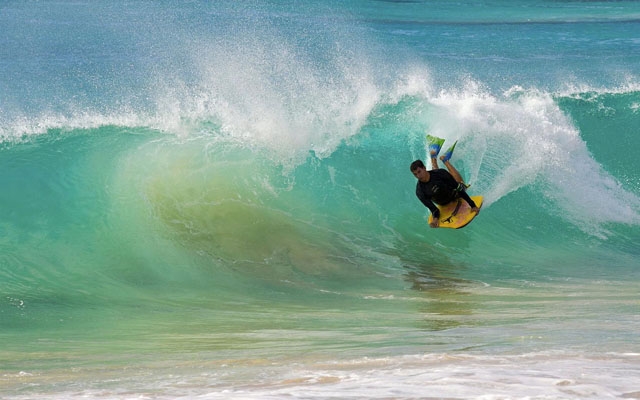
(416, 169, 477, 219)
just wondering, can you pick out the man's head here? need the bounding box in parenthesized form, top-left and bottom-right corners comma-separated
(410, 160, 429, 182)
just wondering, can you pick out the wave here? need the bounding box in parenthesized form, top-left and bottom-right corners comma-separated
(2, 84, 639, 294)
(2, 5, 640, 304)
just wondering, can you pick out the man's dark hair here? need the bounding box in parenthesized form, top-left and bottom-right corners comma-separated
(410, 160, 425, 172)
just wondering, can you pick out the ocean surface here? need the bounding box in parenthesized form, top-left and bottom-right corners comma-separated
(1, 1, 640, 399)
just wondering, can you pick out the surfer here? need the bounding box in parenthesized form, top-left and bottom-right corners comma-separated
(410, 138, 479, 228)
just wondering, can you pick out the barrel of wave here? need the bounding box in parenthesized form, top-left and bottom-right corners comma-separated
(110, 136, 388, 291)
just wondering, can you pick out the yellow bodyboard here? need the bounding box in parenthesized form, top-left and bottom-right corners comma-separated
(428, 195, 483, 229)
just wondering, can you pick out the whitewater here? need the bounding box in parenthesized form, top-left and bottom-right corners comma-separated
(1, 1, 640, 399)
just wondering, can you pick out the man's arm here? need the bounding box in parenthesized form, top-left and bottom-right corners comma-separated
(417, 187, 440, 219)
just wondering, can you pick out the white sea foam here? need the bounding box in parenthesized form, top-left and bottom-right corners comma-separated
(423, 84, 640, 237)
(6, 352, 639, 400)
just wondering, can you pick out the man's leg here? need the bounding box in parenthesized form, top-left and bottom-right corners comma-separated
(441, 158, 469, 187)
(429, 150, 440, 170)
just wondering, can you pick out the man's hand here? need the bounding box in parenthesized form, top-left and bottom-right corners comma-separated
(429, 217, 439, 228)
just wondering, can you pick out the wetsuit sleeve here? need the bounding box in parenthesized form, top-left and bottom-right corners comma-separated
(416, 185, 440, 219)
(458, 189, 477, 209)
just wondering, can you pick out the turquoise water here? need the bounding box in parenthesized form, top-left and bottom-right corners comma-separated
(1, 1, 639, 399)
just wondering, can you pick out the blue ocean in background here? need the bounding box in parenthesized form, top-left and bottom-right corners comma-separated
(1, 1, 639, 399)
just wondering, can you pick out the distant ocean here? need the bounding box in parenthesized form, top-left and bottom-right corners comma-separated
(1, 1, 639, 399)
